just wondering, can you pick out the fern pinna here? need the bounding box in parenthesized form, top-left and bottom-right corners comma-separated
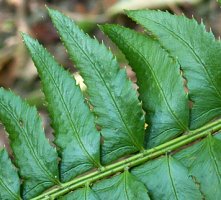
(0, 7, 220, 200)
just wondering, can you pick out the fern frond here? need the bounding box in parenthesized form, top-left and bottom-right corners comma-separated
(0, 7, 221, 200)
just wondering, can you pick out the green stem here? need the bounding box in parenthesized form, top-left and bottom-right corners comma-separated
(32, 118, 221, 200)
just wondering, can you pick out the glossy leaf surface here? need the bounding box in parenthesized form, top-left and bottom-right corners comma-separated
(175, 135, 221, 199)
(22, 34, 101, 182)
(101, 24, 189, 147)
(127, 10, 221, 129)
(93, 171, 150, 200)
(48, 8, 145, 164)
(61, 187, 100, 200)
(0, 7, 221, 200)
(132, 155, 202, 200)
(0, 149, 21, 200)
(0, 88, 59, 199)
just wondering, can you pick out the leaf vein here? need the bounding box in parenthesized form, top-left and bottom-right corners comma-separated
(167, 156, 179, 200)
(0, 177, 20, 200)
(141, 16, 221, 99)
(0, 102, 58, 185)
(65, 30, 144, 151)
(208, 136, 221, 184)
(121, 36, 188, 131)
(30, 42, 100, 169)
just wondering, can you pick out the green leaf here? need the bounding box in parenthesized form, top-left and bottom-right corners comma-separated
(0, 88, 59, 199)
(22, 34, 101, 182)
(61, 187, 100, 200)
(93, 171, 150, 200)
(48, 8, 145, 163)
(215, 132, 221, 140)
(132, 155, 202, 200)
(101, 24, 189, 147)
(0, 149, 21, 200)
(126, 10, 221, 129)
(175, 135, 221, 199)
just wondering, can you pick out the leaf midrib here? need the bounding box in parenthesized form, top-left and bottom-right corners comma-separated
(32, 45, 101, 169)
(0, 176, 21, 200)
(166, 156, 179, 200)
(137, 15, 221, 99)
(84, 187, 87, 200)
(123, 172, 130, 200)
(64, 29, 144, 151)
(0, 102, 58, 185)
(208, 136, 221, 184)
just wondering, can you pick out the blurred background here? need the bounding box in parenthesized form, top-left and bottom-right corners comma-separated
(0, 0, 221, 150)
